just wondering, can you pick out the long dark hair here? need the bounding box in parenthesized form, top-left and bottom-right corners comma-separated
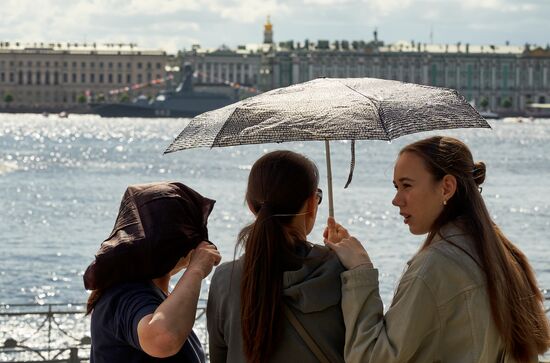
(86, 290, 102, 315)
(238, 150, 319, 363)
(401, 136, 550, 361)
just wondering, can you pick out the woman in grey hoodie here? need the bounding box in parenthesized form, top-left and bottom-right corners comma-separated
(207, 150, 346, 363)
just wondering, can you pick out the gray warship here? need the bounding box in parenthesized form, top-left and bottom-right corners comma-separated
(92, 65, 239, 118)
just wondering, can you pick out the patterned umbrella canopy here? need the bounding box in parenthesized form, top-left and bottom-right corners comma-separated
(165, 77, 490, 216)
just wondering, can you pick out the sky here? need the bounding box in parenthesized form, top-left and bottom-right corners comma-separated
(2, 0, 549, 54)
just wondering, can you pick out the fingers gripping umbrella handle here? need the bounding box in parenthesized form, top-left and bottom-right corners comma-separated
(325, 140, 334, 218)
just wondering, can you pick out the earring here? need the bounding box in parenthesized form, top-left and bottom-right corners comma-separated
(443, 200, 447, 206)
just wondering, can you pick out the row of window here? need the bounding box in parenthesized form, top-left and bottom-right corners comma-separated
(294, 68, 547, 90)
(1, 90, 104, 103)
(292, 55, 550, 64)
(0, 60, 163, 70)
(197, 73, 255, 85)
(306, 66, 547, 79)
(0, 71, 162, 85)
(198, 63, 251, 71)
(294, 63, 544, 73)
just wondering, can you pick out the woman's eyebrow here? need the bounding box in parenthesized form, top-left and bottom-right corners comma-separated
(398, 177, 415, 183)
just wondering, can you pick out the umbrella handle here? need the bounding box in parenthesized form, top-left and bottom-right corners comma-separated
(325, 140, 334, 218)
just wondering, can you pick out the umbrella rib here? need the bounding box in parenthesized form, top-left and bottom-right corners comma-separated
(339, 81, 391, 140)
(210, 106, 241, 147)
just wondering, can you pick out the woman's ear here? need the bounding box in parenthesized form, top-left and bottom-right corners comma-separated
(305, 192, 317, 215)
(442, 174, 457, 202)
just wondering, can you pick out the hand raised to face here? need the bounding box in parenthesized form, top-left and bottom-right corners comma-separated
(186, 241, 222, 279)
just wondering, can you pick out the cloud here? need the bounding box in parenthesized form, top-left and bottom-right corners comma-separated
(1, 0, 548, 51)
(0, 0, 205, 52)
(303, 0, 352, 4)
(365, 0, 413, 16)
(461, 0, 537, 11)
(203, 0, 291, 23)
(300, 0, 413, 16)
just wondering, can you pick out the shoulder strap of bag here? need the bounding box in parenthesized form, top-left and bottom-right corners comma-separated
(282, 304, 331, 363)
(498, 349, 508, 363)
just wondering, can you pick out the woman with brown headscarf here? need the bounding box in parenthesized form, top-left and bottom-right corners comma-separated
(84, 182, 221, 363)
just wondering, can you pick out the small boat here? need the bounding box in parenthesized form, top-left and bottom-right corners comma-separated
(479, 110, 499, 119)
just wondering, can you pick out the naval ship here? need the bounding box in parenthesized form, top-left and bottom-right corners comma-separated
(92, 65, 238, 118)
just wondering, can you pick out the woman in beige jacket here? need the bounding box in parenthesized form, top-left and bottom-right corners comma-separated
(325, 136, 550, 363)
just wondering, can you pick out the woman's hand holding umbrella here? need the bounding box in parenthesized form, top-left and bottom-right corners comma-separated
(323, 217, 350, 243)
(324, 218, 373, 270)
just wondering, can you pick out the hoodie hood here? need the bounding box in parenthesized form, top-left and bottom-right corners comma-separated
(283, 244, 345, 313)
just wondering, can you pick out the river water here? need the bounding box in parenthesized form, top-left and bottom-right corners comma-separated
(0, 113, 549, 307)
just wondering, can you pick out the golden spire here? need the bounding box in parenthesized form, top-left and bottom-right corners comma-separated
(264, 15, 272, 32)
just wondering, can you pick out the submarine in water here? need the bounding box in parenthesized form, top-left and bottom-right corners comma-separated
(92, 64, 240, 118)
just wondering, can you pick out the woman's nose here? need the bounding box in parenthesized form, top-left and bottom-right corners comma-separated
(392, 192, 401, 207)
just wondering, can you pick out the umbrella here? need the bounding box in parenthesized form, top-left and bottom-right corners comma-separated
(165, 77, 490, 217)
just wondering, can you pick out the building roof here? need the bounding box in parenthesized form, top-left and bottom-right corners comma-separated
(0, 42, 166, 56)
(382, 40, 526, 55)
(190, 43, 266, 56)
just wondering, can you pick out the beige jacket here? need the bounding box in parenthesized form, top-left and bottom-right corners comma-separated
(340, 223, 537, 363)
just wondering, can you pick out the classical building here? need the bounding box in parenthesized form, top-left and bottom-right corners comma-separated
(2, 22, 549, 115)
(182, 18, 550, 114)
(270, 41, 550, 113)
(0, 42, 169, 110)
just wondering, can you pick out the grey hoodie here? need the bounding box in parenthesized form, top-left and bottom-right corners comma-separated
(207, 244, 346, 363)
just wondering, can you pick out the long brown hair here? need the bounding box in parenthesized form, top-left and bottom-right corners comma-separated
(237, 150, 319, 363)
(86, 290, 102, 315)
(401, 136, 550, 361)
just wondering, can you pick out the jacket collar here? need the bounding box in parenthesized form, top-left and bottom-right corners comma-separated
(408, 221, 481, 267)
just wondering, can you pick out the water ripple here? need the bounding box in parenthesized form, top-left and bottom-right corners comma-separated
(0, 114, 549, 305)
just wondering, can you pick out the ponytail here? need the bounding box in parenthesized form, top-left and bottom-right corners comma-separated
(239, 206, 301, 363)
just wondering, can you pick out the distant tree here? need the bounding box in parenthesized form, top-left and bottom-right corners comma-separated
(97, 94, 105, 103)
(502, 97, 512, 108)
(4, 93, 14, 106)
(77, 94, 87, 104)
(119, 93, 130, 103)
(480, 97, 489, 109)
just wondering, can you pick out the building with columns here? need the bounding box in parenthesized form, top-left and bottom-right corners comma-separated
(185, 44, 262, 89)
(268, 41, 550, 113)
(1, 20, 549, 115)
(182, 18, 550, 114)
(0, 42, 169, 110)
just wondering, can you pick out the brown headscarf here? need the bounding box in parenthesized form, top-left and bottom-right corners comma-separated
(83, 181, 215, 291)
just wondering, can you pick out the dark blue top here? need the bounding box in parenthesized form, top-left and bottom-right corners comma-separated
(90, 281, 205, 363)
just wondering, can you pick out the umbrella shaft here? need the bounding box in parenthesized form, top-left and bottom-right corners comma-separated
(325, 140, 334, 218)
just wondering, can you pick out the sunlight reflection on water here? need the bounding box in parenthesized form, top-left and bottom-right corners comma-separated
(1, 114, 549, 308)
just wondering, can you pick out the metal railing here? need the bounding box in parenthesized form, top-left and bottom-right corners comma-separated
(1, 292, 549, 362)
(0, 300, 207, 363)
